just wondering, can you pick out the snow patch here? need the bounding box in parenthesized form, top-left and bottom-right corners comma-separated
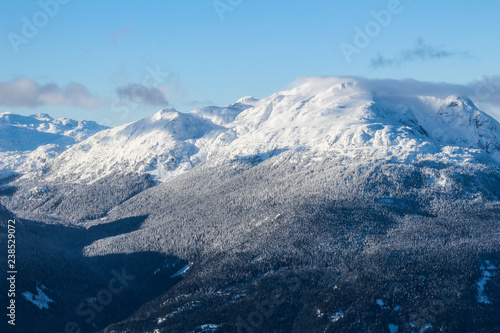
(376, 299, 390, 309)
(22, 285, 54, 309)
(197, 324, 220, 332)
(171, 264, 190, 278)
(329, 310, 345, 323)
(477, 260, 497, 304)
(160, 301, 201, 320)
(388, 323, 398, 333)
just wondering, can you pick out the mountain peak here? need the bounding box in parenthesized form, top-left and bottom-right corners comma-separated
(31, 113, 53, 120)
(150, 107, 181, 121)
(442, 95, 476, 109)
(236, 96, 257, 104)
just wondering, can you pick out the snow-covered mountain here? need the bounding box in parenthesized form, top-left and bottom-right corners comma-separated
(2, 77, 500, 333)
(40, 109, 225, 182)
(38, 77, 500, 183)
(0, 112, 108, 179)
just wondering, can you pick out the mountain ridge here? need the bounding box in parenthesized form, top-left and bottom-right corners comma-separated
(0, 112, 108, 179)
(22, 76, 500, 184)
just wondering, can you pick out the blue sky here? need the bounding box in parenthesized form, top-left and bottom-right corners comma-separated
(1, 0, 500, 125)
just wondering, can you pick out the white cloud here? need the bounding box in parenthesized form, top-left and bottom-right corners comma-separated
(0, 77, 100, 108)
(370, 38, 469, 69)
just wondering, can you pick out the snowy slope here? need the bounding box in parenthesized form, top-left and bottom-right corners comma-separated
(34, 77, 500, 183)
(220, 78, 500, 163)
(43, 109, 225, 182)
(0, 112, 108, 179)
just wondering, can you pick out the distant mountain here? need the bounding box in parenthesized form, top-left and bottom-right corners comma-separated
(36, 77, 500, 183)
(0, 112, 108, 179)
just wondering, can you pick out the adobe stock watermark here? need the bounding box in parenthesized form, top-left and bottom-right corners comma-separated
(339, 0, 408, 64)
(474, 75, 500, 101)
(58, 268, 135, 333)
(7, 0, 71, 54)
(213, 0, 243, 21)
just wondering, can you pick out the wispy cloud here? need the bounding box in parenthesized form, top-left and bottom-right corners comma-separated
(111, 27, 133, 43)
(116, 84, 169, 106)
(359, 76, 499, 100)
(359, 76, 500, 120)
(290, 75, 500, 121)
(0, 77, 100, 108)
(371, 38, 468, 69)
